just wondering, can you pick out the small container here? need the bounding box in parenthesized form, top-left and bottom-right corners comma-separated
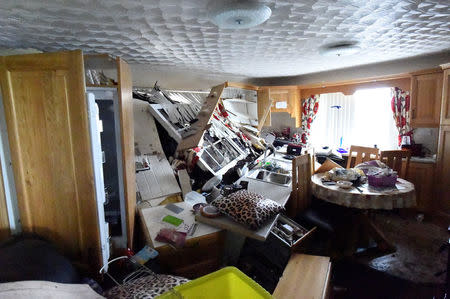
(368, 174, 398, 188)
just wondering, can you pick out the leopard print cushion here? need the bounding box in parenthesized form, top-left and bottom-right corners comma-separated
(104, 273, 189, 299)
(212, 190, 284, 229)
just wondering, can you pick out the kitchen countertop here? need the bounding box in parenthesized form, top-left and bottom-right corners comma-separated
(410, 156, 436, 164)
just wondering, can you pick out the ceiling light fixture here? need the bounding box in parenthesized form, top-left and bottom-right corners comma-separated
(208, 1, 272, 29)
(319, 42, 361, 57)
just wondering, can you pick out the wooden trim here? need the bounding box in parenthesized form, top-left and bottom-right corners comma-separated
(117, 57, 136, 250)
(300, 77, 411, 97)
(409, 67, 442, 76)
(225, 81, 259, 91)
(297, 72, 411, 89)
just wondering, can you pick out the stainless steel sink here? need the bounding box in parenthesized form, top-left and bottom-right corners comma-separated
(251, 169, 291, 186)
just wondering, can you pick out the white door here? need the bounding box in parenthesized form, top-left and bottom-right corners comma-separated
(86, 93, 110, 270)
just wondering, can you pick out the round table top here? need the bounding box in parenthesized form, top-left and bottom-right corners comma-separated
(311, 173, 416, 210)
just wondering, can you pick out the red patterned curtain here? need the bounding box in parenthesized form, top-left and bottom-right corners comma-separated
(391, 87, 412, 146)
(300, 95, 320, 146)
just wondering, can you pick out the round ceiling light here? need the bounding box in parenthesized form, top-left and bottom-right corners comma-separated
(319, 42, 361, 57)
(209, 1, 272, 29)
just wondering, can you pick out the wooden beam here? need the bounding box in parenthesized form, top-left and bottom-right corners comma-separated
(176, 83, 225, 152)
(300, 77, 411, 98)
(225, 81, 259, 91)
(117, 57, 137, 250)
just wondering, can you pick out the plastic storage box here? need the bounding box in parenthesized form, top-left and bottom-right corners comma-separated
(157, 266, 272, 299)
(368, 174, 398, 188)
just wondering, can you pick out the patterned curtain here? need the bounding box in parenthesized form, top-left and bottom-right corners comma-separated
(300, 95, 320, 146)
(391, 87, 412, 146)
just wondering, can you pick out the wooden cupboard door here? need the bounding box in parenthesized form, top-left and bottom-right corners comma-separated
(411, 72, 443, 127)
(405, 162, 435, 213)
(0, 51, 100, 266)
(257, 87, 272, 129)
(441, 69, 450, 125)
(437, 125, 450, 215)
(117, 57, 136, 249)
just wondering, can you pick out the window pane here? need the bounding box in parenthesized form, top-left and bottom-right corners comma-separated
(309, 88, 398, 151)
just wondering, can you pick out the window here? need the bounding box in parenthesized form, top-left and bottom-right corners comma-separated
(309, 87, 398, 150)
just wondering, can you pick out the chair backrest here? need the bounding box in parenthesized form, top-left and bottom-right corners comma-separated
(290, 154, 312, 217)
(346, 145, 380, 168)
(380, 150, 411, 179)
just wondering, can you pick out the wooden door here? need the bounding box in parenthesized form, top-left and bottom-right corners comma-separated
(0, 50, 101, 267)
(437, 125, 450, 215)
(117, 57, 136, 249)
(441, 68, 450, 125)
(405, 162, 435, 213)
(411, 72, 443, 127)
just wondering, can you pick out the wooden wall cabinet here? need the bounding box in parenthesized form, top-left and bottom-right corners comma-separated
(440, 68, 450, 125)
(404, 161, 435, 213)
(269, 87, 301, 128)
(410, 71, 443, 127)
(436, 125, 450, 216)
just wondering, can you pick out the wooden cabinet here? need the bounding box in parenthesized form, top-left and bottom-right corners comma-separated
(410, 71, 443, 127)
(0, 50, 101, 266)
(440, 67, 450, 125)
(269, 87, 301, 128)
(436, 125, 450, 216)
(156, 231, 225, 279)
(0, 51, 135, 270)
(404, 161, 435, 213)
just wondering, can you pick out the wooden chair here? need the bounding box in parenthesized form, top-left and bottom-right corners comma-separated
(380, 150, 411, 179)
(346, 145, 380, 168)
(290, 154, 312, 217)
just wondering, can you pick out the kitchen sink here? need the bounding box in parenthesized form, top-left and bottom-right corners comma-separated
(251, 169, 291, 186)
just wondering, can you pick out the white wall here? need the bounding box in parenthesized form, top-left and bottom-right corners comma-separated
(250, 51, 450, 86)
(130, 64, 251, 91)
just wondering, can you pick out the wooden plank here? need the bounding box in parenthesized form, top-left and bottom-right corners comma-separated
(257, 88, 272, 131)
(176, 83, 225, 152)
(0, 158, 9, 240)
(0, 50, 101, 267)
(177, 169, 192, 198)
(117, 57, 137, 249)
(133, 100, 164, 155)
(148, 155, 181, 196)
(273, 254, 331, 299)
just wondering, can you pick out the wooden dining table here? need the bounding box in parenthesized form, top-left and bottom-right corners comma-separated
(311, 173, 416, 255)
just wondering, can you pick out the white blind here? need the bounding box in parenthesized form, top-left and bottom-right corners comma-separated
(309, 88, 398, 150)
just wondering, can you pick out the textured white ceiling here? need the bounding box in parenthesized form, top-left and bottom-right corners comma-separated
(0, 0, 449, 78)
